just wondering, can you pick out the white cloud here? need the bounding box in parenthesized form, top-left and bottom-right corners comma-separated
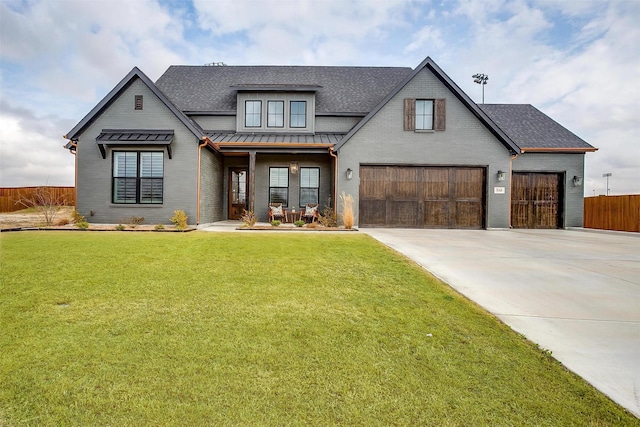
(404, 26, 444, 53)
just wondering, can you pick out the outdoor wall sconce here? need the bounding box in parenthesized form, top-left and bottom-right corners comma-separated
(346, 168, 353, 180)
(497, 170, 506, 181)
(573, 175, 583, 186)
(290, 162, 298, 174)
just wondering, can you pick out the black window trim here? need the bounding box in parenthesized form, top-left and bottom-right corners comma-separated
(112, 150, 164, 205)
(299, 166, 320, 206)
(290, 100, 307, 128)
(245, 100, 262, 128)
(267, 100, 285, 128)
(415, 99, 434, 130)
(269, 166, 289, 207)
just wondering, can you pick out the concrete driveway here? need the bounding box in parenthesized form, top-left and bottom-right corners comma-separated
(363, 228, 640, 417)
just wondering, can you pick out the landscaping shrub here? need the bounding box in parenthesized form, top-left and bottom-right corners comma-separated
(340, 192, 354, 229)
(129, 216, 144, 228)
(240, 210, 257, 227)
(170, 210, 188, 229)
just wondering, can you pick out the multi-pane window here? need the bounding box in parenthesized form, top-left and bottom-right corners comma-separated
(245, 100, 262, 127)
(416, 100, 434, 130)
(269, 167, 289, 206)
(113, 151, 163, 204)
(300, 167, 319, 206)
(267, 101, 284, 127)
(290, 101, 306, 128)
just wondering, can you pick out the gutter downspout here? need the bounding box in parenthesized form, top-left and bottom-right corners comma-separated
(508, 153, 518, 228)
(196, 139, 208, 225)
(328, 147, 338, 211)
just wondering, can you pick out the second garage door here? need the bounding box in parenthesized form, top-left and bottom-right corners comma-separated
(359, 166, 485, 228)
(511, 172, 563, 229)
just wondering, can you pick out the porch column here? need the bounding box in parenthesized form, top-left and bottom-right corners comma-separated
(248, 151, 256, 211)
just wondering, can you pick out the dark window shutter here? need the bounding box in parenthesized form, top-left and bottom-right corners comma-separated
(434, 98, 446, 131)
(404, 98, 416, 130)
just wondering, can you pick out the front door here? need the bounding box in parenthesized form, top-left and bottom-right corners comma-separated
(228, 168, 247, 220)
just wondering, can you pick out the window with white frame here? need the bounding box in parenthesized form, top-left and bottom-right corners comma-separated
(299, 167, 319, 206)
(269, 167, 289, 206)
(245, 100, 262, 127)
(113, 151, 163, 204)
(267, 101, 284, 127)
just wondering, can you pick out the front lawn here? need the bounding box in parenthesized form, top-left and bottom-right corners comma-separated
(0, 232, 635, 426)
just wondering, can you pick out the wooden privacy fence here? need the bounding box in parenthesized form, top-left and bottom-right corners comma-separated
(0, 187, 76, 213)
(584, 195, 640, 232)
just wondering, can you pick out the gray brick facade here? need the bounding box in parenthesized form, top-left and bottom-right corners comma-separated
(337, 67, 513, 228)
(66, 59, 593, 229)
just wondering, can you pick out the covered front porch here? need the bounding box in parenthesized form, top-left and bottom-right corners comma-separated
(206, 133, 341, 222)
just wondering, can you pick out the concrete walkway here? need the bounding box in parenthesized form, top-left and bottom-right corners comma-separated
(362, 228, 640, 417)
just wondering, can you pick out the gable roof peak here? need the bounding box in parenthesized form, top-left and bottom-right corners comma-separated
(64, 67, 204, 141)
(334, 56, 519, 153)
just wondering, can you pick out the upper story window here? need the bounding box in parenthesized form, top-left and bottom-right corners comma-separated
(267, 101, 284, 128)
(416, 100, 434, 130)
(134, 95, 143, 110)
(237, 92, 313, 133)
(245, 100, 262, 127)
(290, 101, 306, 128)
(113, 151, 163, 204)
(404, 98, 446, 131)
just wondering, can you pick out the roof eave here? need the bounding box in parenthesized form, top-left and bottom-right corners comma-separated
(520, 147, 598, 153)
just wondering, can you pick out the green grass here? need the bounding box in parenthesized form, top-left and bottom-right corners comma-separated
(0, 232, 636, 426)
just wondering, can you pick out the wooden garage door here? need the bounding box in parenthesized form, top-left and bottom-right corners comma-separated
(511, 173, 563, 229)
(359, 166, 485, 228)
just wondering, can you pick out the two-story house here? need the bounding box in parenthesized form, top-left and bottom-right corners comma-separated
(64, 56, 596, 228)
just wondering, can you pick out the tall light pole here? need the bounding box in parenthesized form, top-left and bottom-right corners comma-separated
(472, 73, 489, 103)
(602, 173, 612, 196)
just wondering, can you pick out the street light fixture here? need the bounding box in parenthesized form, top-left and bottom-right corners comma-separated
(602, 173, 612, 196)
(472, 73, 489, 103)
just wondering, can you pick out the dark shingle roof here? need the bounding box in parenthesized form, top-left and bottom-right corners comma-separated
(155, 65, 412, 114)
(479, 104, 595, 151)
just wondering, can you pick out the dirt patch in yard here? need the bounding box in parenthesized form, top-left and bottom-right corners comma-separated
(0, 207, 75, 230)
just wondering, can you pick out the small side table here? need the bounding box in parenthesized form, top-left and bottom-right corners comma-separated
(287, 209, 301, 223)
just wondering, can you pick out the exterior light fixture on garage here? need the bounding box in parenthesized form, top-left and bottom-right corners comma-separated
(346, 168, 353, 180)
(573, 176, 583, 186)
(290, 162, 298, 174)
(497, 170, 506, 181)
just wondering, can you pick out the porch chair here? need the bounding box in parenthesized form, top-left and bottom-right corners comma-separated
(268, 203, 286, 222)
(302, 203, 319, 223)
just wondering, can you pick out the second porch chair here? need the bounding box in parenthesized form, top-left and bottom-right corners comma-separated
(268, 203, 285, 222)
(302, 203, 319, 223)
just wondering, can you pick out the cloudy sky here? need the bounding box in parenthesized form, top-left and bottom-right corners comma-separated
(1, 0, 638, 195)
